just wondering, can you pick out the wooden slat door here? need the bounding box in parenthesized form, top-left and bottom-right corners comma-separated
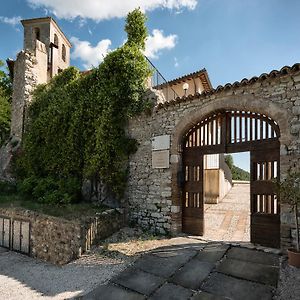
(182, 149, 204, 235)
(250, 146, 280, 248)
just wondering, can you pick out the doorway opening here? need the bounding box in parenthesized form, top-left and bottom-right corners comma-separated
(203, 152, 250, 243)
(181, 110, 280, 248)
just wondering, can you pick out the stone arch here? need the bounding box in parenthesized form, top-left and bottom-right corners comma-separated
(169, 94, 293, 235)
(54, 33, 59, 47)
(34, 27, 40, 41)
(171, 95, 292, 156)
(62, 44, 66, 62)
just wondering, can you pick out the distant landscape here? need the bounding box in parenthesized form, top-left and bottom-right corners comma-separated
(225, 155, 250, 181)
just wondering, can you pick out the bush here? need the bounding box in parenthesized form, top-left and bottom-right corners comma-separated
(18, 176, 80, 205)
(0, 181, 17, 194)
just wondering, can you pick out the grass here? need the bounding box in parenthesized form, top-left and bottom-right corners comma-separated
(0, 191, 107, 220)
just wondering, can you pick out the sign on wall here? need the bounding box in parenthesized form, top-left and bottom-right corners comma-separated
(152, 150, 170, 168)
(152, 135, 170, 151)
(152, 135, 170, 168)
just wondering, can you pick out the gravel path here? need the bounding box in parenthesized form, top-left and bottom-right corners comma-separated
(1, 228, 300, 299)
(0, 247, 128, 300)
(0, 228, 203, 300)
(274, 256, 300, 300)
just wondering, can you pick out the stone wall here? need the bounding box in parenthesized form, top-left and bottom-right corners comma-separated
(0, 207, 124, 265)
(127, 65, 300, 250)
(10, 51, 38, 138)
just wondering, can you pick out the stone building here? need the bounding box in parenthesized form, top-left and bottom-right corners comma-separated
(2, 17, 300, 251)
(0, 17, 71, 178)
(128, 63, 300, 250)
(8, 17, 71, 139)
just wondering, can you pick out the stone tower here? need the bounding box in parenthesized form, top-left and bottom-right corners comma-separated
(10, 17, 72, 138)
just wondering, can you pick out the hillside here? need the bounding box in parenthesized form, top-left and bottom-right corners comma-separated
(231, 165, 250, 181)
(225, 154, 250, 181)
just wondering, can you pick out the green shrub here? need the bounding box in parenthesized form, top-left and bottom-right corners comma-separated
(0, 181, 17, 194)
(16, 9, 151, 204)
(18, 176, 80, 205)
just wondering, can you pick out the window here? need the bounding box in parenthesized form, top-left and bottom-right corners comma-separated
(34, 27, 40, 41)
(62, 44, 66, 62)
(54, 34, 58, 47)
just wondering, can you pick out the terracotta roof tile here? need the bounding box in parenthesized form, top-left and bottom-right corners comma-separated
(156, 63, 300, 110)
(154, 68, 213, 91)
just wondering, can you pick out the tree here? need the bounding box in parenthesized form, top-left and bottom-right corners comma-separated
(225, 154, 233, 170)
(0, 60, 12, 145)
(225, 154, 250, 181)
(17, 9, 151, 205)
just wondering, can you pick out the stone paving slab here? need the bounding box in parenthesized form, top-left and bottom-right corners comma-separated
(134, 248, 197, 278)
(82, 284, 145, 300)
(112, 267, 165, 296)
(83, 244, 280, 299)
(226, 247, 280, 266)
(191, 291, 230, 300)
(171, 259, 214, 290)
(0, 247, 8, 254)
(217, 257, 279, 286)
(149, 283, 193, 300)
(202, 272, 273, 300)
(196, 243, 229, 263)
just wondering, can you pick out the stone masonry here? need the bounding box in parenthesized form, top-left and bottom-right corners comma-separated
(0, 207, 124, 265)
(127, 64, 300, 251)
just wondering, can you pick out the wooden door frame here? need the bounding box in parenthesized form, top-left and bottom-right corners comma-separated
(181, 110, 281, 247)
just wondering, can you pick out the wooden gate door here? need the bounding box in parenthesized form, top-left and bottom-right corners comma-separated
(182, 151, 204, 235)
(250, 147, 280, 248)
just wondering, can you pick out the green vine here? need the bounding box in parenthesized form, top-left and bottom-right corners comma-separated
(17, 9, 152, 204)
(0, 60, 12, 146)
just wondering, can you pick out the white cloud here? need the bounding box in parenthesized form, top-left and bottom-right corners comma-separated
(0, 16, 22, 26)
(71, 28, 177, 69)
(70, 37, 112, 69)
(27, 0, 197, 21)
(144, 29, 177, 59)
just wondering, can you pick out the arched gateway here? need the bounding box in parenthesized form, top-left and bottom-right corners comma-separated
(182, 110, 280, 248)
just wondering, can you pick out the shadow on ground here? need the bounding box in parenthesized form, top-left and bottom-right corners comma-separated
(81, 241, 281, 300)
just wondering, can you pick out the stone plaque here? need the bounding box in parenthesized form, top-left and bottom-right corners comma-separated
(152, 150, 170, 168)
(152, 135, 170, 151)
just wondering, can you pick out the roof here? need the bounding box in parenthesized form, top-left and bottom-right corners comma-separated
(21, 17, 72, 48)
(154, 68, 213, 92)
(156, 63, 300, 110)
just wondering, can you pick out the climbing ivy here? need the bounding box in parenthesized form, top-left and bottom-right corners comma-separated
(0, 60, 12, 146)
(17, 9, 152, 204)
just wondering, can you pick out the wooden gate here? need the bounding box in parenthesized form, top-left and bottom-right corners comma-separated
(0, 216, 11, 249)
(0, 216, 30, 254)
(250, 147, 280, 248)
(182, 110, 280, 248)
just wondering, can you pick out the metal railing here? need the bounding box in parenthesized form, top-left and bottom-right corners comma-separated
(145, 56, 180, 101)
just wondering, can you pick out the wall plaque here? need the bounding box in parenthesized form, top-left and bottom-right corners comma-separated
(152, 150, 170, 168)
(152, 135, 170, 151)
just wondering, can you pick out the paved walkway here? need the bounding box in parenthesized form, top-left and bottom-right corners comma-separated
(82, 242, 279, 300)
(203, 184, 250, 243)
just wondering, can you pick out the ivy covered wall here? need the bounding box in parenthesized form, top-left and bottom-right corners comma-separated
(16, 9, 151, 205)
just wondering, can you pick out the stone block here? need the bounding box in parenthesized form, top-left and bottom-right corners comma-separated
(217, 258, 279, 286)
(292, 106, 300, 115)
(202, 273, 273, 300)
(171, 259, 214, 289)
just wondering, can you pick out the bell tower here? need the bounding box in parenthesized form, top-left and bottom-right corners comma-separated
(21, 17, 72, 81)
(10, 17, 72, 138)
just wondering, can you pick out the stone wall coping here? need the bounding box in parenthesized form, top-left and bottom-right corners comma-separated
(0, 206, 123, 225)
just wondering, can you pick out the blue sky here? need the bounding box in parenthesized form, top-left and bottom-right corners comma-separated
(1, 0, 299, 171)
